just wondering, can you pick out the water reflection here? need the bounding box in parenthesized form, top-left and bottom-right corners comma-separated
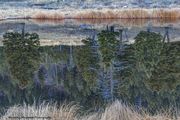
(0, 20, 179, 113)
(3, 30, 40, 89)
(29, 19, 180, 27)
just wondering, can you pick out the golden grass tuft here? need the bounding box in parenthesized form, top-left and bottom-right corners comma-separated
(1, 101, 179, 120)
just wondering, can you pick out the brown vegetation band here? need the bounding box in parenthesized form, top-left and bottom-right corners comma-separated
(30, 9, 180, 20)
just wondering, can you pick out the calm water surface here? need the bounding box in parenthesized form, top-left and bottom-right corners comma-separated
(0, 19, 179, 113)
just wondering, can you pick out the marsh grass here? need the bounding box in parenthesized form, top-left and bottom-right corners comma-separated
(71, 8, 180, 20)
(1, 8, 180, 20)
(1, 101, 179, 120)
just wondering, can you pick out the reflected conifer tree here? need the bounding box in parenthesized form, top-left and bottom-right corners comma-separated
(3, 31, 40, 89)
(119, 31, 180, 111)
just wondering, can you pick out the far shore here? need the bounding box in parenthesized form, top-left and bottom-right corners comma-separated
(0, 8, 180, 20)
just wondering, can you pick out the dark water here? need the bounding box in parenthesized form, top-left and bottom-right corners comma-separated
(0, 19, 180, 113)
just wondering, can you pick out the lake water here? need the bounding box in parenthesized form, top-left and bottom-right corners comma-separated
(0, 19, 180, 113)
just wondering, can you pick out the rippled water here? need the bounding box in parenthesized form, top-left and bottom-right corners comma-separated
(0, 19, 179, 113)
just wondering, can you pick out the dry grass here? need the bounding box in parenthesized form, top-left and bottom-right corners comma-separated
(98, 101, 142, 120)
(152, 9, 180, 20)
(116, 9, 150, 19)
(1, 102, 79, 120)
(28, 8, 180, 24)
(74, 10, 117, 19)
(1, 8, 180, 20)
(73, 8, 180, 20)
(1, 101, 179, 120)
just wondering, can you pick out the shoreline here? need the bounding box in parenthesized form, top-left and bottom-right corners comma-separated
(0, 8, 180, 20)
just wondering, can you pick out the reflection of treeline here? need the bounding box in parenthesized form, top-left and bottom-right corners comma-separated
(0, 30, 180, 113)
(3, 32, 40, 89)
(118, 31, 180, 112)
(0, 43, 103, 110)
